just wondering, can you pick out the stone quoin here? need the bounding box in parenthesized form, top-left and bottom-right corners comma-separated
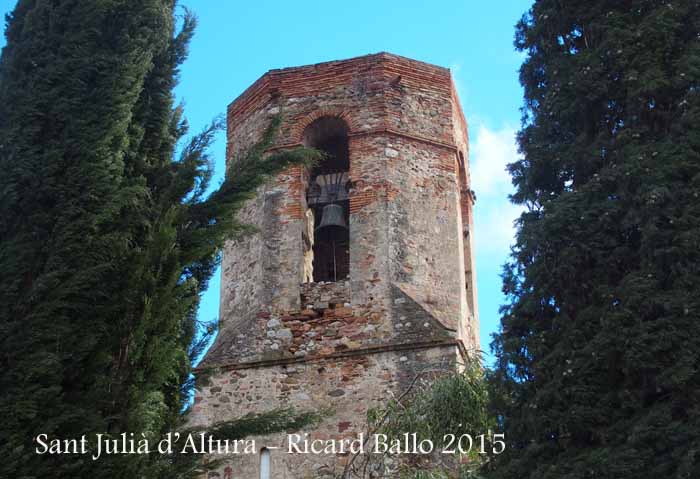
(189, 52, 479, 478)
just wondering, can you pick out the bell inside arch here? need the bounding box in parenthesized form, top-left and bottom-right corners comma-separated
(315, 203, 348, 232)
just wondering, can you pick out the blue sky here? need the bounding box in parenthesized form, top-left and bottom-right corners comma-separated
(0, 0, 532, 364)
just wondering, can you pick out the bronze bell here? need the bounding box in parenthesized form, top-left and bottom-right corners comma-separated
(315, 203, 348, 231)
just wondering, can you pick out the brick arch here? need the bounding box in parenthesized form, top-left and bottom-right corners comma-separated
(290, 108, 359, 143)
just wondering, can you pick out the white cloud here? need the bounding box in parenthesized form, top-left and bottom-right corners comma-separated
(470, 125, 518, 196)
(469, 124, 523, 256)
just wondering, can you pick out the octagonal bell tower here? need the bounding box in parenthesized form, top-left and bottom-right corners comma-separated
(191, 52, 478, 478)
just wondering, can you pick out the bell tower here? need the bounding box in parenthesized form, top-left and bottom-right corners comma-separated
(191, 53, 478, 478)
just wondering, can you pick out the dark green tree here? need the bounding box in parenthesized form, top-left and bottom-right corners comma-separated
(488, 1, 700, 478)
(0, 2, 170, 476)
(0, 1, 321, 478)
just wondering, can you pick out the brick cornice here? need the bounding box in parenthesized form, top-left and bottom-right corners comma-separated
(194, 339, 468, 373)
(348, 127, 458, 152)
(266, 128, 458, 154)
(227, 52, 454, 127)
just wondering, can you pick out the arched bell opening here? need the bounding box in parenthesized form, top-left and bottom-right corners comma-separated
(302, 116, 350, 283)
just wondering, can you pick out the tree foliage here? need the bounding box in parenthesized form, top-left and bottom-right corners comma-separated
(489, 1, 700, 478)
(0, 1, 322, 478)
(353, 361, 493, 479)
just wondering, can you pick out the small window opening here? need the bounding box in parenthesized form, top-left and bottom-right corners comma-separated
(260, 448, 271, 479)
(303, 117, 350, 283)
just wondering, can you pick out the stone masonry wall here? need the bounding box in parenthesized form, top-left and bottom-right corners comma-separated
(190, 344, 463, 479)
(207, 279, 454, 366)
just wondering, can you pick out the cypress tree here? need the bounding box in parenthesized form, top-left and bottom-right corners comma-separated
(0, 2, 321, 478)
(489, 1, 700, 478)
(0, 2, 169, 476)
